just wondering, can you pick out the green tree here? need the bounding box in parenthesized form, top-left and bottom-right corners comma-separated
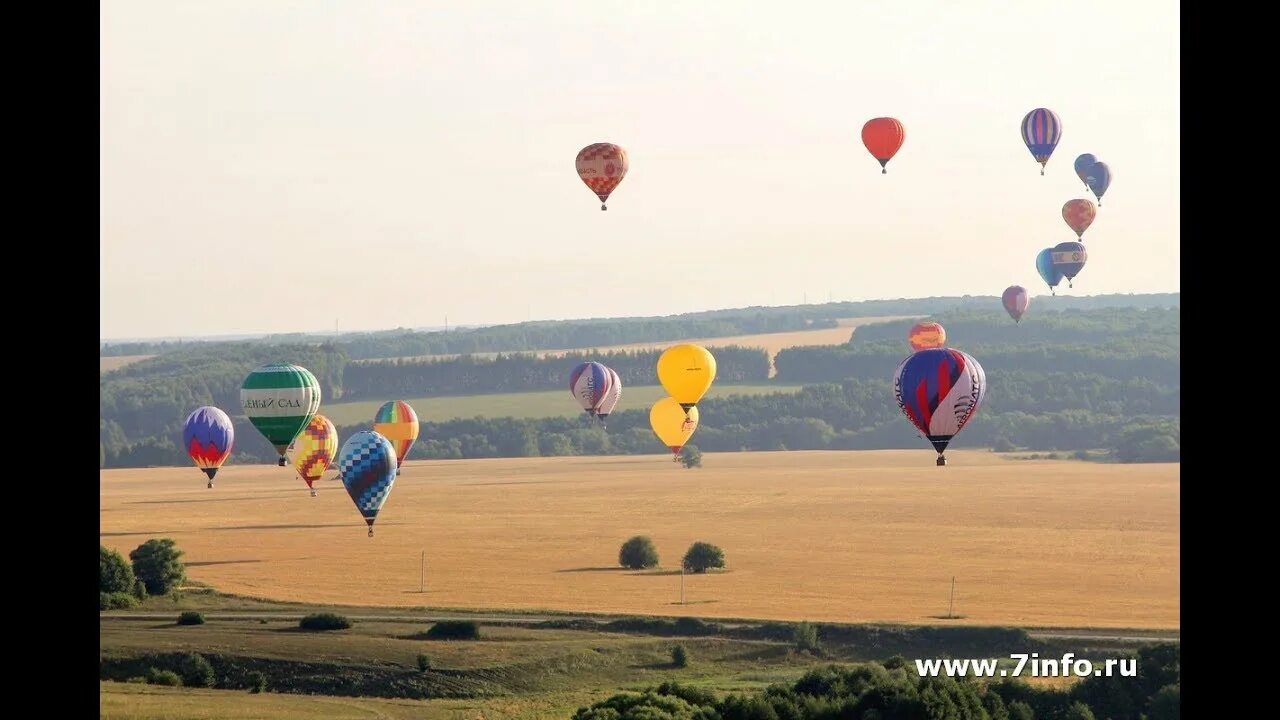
(671, 644, 689, 668)
(1147, 684, 1179, 720)
(100, 545, 136, 594)
(792, 622, 820, 654)
(682, 542, 725, 573)
(1064, 701, 1096, 720)
(178, 652, 215, 688)
(619, 535, 660, 570)
(1007, 701, 1034, 720)
(416, 654, 432, 672)
(680, 445, 703, 469)
(129, 538, 186, 595)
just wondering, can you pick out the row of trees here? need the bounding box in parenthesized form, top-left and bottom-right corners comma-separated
(619, 536, 725, 573)
(100, 539, 187, 609)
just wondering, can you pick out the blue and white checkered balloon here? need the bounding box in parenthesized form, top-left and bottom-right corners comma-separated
(337, 430, 397, 536)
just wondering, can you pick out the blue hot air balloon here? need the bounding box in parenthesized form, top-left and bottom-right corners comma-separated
(1073, 153, 1097, 190)
(1036, 248, 1065, 295)
(892, 348, 987, 466)
(337, 430, 398, 537)
(568, 361, 613, 416)
(1086, 161, 1112, 205)
(1021, 108, 1062, 175)
(182, 406, 235, 488)
(1051, 241, 1088, 288)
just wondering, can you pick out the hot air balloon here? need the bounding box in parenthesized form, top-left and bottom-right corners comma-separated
(1001, 285, 1030, 323)
(1062, 198, 1097, 239)
(595, 368, 622, 423)
(569, 361, 613, 417)
(241, 363, 322, 466)
(1021, 108, 1062, 175)
(908, 321, 947, 351)
(286, 414, 337, 497)
(1073, 153, 1097, 189)
(337, 430, 397, 537)
(1051, 241, 1088, 288)
(1035, 248, 1065, 295)
(575, 143, 629, 210)
(373, 401, 420, 476)
(1086, 161, 1112, 205)
(649, 397, 700, 460)
(862, 117, 906, 174)
(656, 344, 717, 415)
(893, 348, 986, 466)
(182, 406, 234, 488)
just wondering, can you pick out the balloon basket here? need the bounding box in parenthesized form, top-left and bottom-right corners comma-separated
(278, 458, 287, 467)
(367, 528, 374, 538)
(310, 489, 317, 497)
(207, 481, 213, 489)
(936, 455, 947, 467)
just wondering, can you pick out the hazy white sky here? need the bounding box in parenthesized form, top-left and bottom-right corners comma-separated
(101, 1, 1179, 340)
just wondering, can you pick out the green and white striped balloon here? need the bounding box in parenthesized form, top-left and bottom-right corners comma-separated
(240, 363, 322, 465)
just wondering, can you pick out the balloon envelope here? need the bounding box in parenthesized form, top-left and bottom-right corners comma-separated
(286, 414, 338, 490)
(649, 397, 700, 456)
(1086, 162, 1112, 203)
(569, 362, 613, 415)
(1036, 248, 1064, 290)
(1001, 285, 1030, 323)
(1051, 241, 1088, 281)
(182, 406, 234, 481)
(1073, 153, 1097, 186)
(373, 401, 420, 473)
(861, 117, 906, 172)
(596, 368, 622, 419)
(1021, 108, 1062, 172)
(892, 348, 986, 456)
(656, 344, 717, 413)
(1061, 199, 1097, 238)
(908, 321, 947, 351)
(337, 430, 398, 535)
(240, 363, 321, 463)
(575, 143, 628, 209)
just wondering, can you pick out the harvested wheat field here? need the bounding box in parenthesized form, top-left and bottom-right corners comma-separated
(99, 450, 1178, 629)
(99, 354, 156, 373)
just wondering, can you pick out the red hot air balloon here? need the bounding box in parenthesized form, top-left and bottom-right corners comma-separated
(862, 118, 906, 173)
(908, 321, 947, 351)
(1061, 199, 1097, 239)
(1002, 285, 1030, 323)
(575, 143, 629, 211)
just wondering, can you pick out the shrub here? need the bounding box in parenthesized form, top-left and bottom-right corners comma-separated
(131, 579, 147, 601)
(619, 535, 660, 570)
(671, 644, 689, 668)
(882, 654, 907, 670)
(247, 671, 267, 694)
(177, 611, 205, 626)
(299, 613, 351, 631)
(425, 620, 481, 640)
(793, 621, 820, 654)
(681, 542, 725, 573)
(417, 654, 432, 672)
(178, 652, 215, 688)
(100, 591, 138, 610)
(679, 445, 702, 469)
(148, 669, 182, 686)
(100, 545, 136, 594)
(129, 539, 186, 595)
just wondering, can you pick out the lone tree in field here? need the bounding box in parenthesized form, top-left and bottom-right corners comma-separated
(679, 445, 702, 469)
(130, 538, 187, 595)
(100, 545, 136, 594)
(618, 535, 660, 570)
(682, 542, 725, 574)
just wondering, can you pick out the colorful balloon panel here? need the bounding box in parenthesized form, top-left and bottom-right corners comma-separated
(373, 400, 420, 472)
(908, 321, 947, 351)
(569, 362, 613, 415)
(338, 430, 397, 535)
(892, 348, 986, 455)
(1051, 241, 1088, 280)
(1061, 199, 1097, 238)
(1086, 162, 1112, 204)
(1001, 285, 1030, 323)
(596, 368, 622, 419)
(1073, 153, 1097, 187)
(182, 406, 234, 482)
(656, 344, 717, 413)
(1021, 108, 1062, 173)
(649, 396, 700, 456)
(240, 363, 321, 462)
(575, 143, 628, 210)
(861, 117, 906, 173)
(1036, 248, 1064, 291)
(287, 414, 338, 491)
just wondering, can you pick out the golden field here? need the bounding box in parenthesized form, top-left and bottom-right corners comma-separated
(100, 354, 156, 373)
(99, 450, 1178, 630)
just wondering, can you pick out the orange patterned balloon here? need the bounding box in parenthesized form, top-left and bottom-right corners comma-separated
(575, 142, 628, 211)
(908, 321, 947, 351)
(1061, 198, 1097, 239)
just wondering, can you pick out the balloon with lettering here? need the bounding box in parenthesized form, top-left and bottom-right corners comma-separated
(373, 400, 420, 476)
(1021, 108, 1062, 175)
(337, 430, 398, 537)
(595, 368, 623, 422)
(286, 414, 338, 497)
(861, 117, 906, 174)
(569, 361, 613, 417)
(240, 363, 321, 466)
(1036, 248, 1064, 294)
(181, 406, 234, 488)
(1001, 285, 1031, 323)
(575, 142, 629, 211)
(1073, 153, 1097, 190)
(656, 344, 717, 415)
(1051, 241, 1088, 288)
(1086, 161, 1112, 206)
(908, 321, 947, 351)
(1061, 199, 1097, 239)
(649, 396, 700, 460)
(893, 348, 987, 466)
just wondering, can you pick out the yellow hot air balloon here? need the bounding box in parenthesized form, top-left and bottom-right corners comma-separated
(649, 397, 700, 460)
(286, 414, 338, 497)
(656, 344, 716, 415)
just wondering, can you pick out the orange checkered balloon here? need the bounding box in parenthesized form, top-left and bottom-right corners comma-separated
(908, 321, 947, 352)
(575, 142, 628, 211)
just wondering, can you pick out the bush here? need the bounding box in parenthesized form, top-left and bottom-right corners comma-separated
(679, 445, 702, 469)
(148, 669, 182, 686)
(882, 654, 907, 670)
(178, 652, 215, 688)
(681, 542, 725, 573)
(671, 644, 689, 668)
(793, 621, 820, 654)
(247, 671, 267, 694)
(130, 538, 187, 595)
(100, 591, 138, 610)
(131, 579, 147, 601)
(417, 654, 432, 672)
(619, 535, 660, 570)
(177, 611, 205, 626)
(299, 613, 351, 631)
(425, 620, 481, 640)
(100, 545, 136, 594)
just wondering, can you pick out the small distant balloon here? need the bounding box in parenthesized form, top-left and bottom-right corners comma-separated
(373, 401, 420, 476)
(861, 117, 906, 174)
(1061, 199, 1097, 239)
(575, 143, 629, 210)
(1073, 153, 1097, 189)
(569, 361, 613, 417)
(1036, 248, 1065, 295)
(1021, 108, 1062, 175)
(182, 406, 234, 488)
(1086, 162, 1112, 205)
(595, 367, 622, 422)
(908, 321, 947, 351)
(1002, 285, 1030, 323)
(1050, 241, 1089, 288)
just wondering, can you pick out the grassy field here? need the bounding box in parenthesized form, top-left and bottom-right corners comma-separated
(100, 450, 1179, 629)
(100, 354, 156, 373)
(321, 383, 800, 426)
